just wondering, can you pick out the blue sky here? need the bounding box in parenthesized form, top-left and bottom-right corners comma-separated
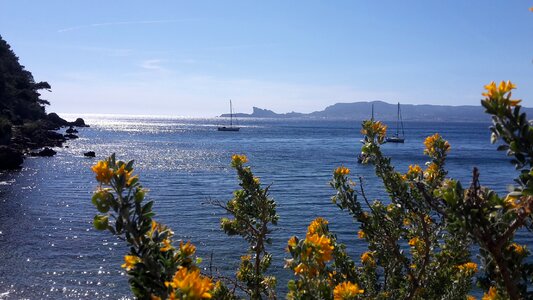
(1, 1, 532, 116)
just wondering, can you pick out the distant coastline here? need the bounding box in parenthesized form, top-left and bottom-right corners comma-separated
(221, 101, 533, 122)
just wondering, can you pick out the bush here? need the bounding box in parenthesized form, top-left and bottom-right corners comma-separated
(90, 81, 532, 299)
(0, 117, 12, 145)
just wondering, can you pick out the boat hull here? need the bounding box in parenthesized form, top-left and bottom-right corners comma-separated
(385, 137, 404, 143)
(218, 127, 240, 132)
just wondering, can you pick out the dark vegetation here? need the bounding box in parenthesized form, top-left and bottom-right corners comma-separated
(0, 34, 86, 169)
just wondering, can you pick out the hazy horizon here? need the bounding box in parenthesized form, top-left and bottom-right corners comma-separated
(1, 1, 532, 117)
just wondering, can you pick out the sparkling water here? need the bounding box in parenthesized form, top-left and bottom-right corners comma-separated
(0, 115, 527, 298)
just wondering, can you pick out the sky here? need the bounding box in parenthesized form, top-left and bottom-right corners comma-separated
(0, 0, 532, 116)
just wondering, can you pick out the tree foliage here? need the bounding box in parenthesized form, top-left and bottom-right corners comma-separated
(0, 34, 51, 138)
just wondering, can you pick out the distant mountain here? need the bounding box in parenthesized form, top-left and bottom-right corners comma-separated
(223, 107, 304, 119)
(221, 101, 533, 122)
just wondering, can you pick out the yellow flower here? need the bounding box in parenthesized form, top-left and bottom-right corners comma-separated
(505, 195, 533, 214)
(372, 121, 387, 139)
(333, 281, 364, 299)
(151, 295, 162, 300)
(148, 220, 161, 237)
(334, 166, 350, 176)
(150, 219, 158, 232)
(307, 217, 328, 236)
(287, 236, 298, 249)
(166, 267, 213, 299)
(231, 154, 248, 165)
(148, 220, 173, 238)
(424, 214, 432, 224)
(424, 133, 450, 157)
(241, 254, 251, 262)
(408, 164, 422, 174)
(466, 296, 476, 300)
(404, 164, 422, 180)
(180, 241, 196, 256)
(361, 251, 375, 267)
(294, 263, 307, 275)
(509, 243, 526, 256)
(457, 262, 478, 273)
(121, 255, 141, 271)
(161, 239, 173, 252)
(424, 162, 440, 182)
(482, 81, 503, 98)
(424, 133, 438, 151)
(508, 99, 522, 107)
(127, 175, 138, 186)
(91, 161, 113, 184)
(253, 176, 260, 184)
(498, 80, 516, 93)
(403, 218, 411, 226)
(305, 233, 334, 264)
(482, 81, 521, 106)
(482, 286, 498, 300)
(115, 164, 134, 184)
(504, 194, 520, 209)
(357, 230, 365, 239)
(409, 237, 421, 247)
(361, 120, 387, 142)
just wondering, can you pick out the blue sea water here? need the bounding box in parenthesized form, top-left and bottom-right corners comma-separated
(0, 115, 529, 299)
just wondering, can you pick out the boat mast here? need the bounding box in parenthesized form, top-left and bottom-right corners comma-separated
(399, 103, 405, 137)
(230, 100, 233, 127)
(396, 102, 400, 136)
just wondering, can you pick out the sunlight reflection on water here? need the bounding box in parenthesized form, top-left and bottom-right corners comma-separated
(0, 116, 528, 298)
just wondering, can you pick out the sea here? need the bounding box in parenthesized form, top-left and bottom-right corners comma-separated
(0, 115, 529, 299)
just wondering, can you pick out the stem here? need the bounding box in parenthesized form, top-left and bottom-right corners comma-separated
(253, 221, 266, 300)
(491, 244, 520, 299)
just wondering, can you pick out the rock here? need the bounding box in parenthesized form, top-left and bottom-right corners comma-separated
(71, 118, 88, 127)
(45, 131, 66, 142)
(66, 126, 78, 134)
(32, 147, 57, 156)
(65, 133, 79, 139)
(48, 113, 89, 128)
(0, 146, 24, 169)
(84, 151, 96, 157)
(47, 113, 69, 127)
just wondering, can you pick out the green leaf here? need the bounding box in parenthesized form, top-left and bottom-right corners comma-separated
(142, 201, 154, 214)
(93, 215, 109, 230)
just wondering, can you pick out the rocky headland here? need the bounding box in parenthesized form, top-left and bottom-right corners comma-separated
(0, 34, 88, 170)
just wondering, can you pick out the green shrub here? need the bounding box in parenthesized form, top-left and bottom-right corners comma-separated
(0, 117, 12, 145)
(90, 81, 532, 299)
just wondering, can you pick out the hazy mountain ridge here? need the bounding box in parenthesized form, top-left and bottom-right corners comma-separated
(221, 101, 533, 122)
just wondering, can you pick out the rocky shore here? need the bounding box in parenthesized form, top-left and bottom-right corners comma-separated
(0, 113, 88, 170)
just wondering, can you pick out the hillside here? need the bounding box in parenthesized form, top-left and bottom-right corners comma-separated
(0, 35, 86, 169)
(222, 101, 533, 122)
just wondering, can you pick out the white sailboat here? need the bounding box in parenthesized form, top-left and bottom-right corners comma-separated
(386, 102, 405, 143)
(218, 100, 240, 132)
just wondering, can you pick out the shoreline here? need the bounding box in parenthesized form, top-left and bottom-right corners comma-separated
(0, 113, 88, 170)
